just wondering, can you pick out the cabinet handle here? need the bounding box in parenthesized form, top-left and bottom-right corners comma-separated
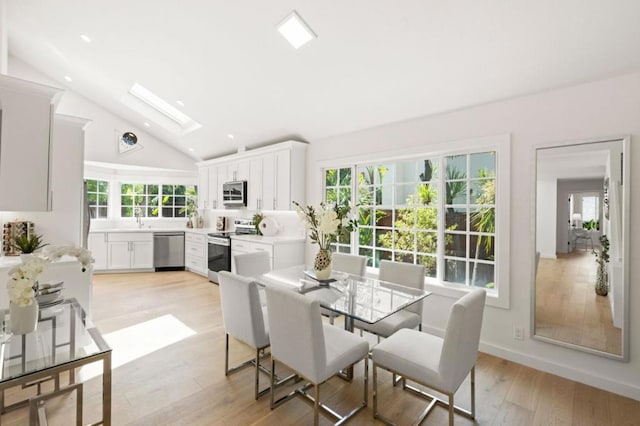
(213, 200, 217, 209)
(273, 198, 276, 209)
(104, 234, 108, 243)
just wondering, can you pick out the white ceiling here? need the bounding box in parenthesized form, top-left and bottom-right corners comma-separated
(7, 1, 640, 161)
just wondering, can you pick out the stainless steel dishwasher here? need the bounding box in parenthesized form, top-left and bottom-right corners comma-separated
(153, 232, 185, 270)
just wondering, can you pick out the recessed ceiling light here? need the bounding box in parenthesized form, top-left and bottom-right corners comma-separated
(227, 134, 235, 139)
(64, 75, 73, 82)
(80, 34, 92, 43)
(277, 11, 316, 49)
(144, 122, 150, 127)
(176, 100, 185, 107)
(188, 147, 195, 152)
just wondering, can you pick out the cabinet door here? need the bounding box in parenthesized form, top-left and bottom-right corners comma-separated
(131, 241, 154, 269)
(207, 165, 218, 209)
(261, 153, 276, 210)
(216, 166, 228, 205)
(247, 157, 262, 210)
(197, 167, 209, 209)
(107, 241, 131, 270)
(274, 150, 292, 210)
(88, 233, 108, 270)
(0, 84, 57, 211)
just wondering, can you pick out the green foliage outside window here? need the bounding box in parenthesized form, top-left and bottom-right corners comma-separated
(86, 179, 109, 219)
(323, 151, 497, 291)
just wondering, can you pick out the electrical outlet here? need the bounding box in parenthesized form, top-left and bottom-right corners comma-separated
(513, 326, 524, 340)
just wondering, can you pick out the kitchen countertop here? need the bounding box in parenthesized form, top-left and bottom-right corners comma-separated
(89, 228, 216, 235)
(230, 234, 305, 244)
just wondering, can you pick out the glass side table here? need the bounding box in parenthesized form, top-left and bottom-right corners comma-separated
(0, 298, 111, 426)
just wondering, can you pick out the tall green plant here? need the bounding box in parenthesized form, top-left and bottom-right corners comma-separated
(470, 169, 495, 287)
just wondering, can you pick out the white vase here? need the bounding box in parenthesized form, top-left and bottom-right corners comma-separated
(313, 248, 332, 281)
(10, 301, 39, 334)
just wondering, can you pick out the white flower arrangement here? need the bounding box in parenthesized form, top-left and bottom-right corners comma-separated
(293, 201, 357, 250)
(6, 245, 94, 307)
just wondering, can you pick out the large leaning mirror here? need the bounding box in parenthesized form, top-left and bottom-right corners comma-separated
(533, 138, 629, 360)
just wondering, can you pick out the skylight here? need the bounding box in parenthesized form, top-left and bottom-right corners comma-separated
(124, 83, 202, 135)
(277, 11, 316, 49)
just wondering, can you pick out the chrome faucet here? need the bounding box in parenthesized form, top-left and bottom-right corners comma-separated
(135, 207, 144, 228)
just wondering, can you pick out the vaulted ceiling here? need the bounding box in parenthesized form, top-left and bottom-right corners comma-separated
(7, 1, 640, 161)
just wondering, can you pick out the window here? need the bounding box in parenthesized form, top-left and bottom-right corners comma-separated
(325, 167, 353, 253)
(120, 184, 159, 217)
(161, 185, 190, 218)
(323, 144, 504, 297)
(86, 179, 109, 219)
(120, 183, 197, 218)
(581, 195, 599, 222)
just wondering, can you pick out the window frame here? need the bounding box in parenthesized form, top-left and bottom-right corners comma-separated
(318, 134, 511, 309)
(85, 179, 109, 219)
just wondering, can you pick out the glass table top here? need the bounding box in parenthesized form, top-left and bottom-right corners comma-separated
(259, 265, 431, 325)
(0, 298, 111, 383)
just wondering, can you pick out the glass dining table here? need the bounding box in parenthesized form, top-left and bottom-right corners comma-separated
(0, 298, 111, 426)
(258, 265, 432, 333)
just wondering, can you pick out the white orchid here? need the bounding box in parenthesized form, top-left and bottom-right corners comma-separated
(42, 245, 94, 271)
(293, 201, 358, 250)
(6, 244, 94, 306)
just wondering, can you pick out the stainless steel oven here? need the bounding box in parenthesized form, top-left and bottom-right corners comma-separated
(207, 234, 231, 283)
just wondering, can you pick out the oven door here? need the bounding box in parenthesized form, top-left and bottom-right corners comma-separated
(208, 236, 231, 283)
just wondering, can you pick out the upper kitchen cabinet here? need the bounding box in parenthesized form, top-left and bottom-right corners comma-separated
(0, 75, 62, 211)
(197, 140, 307, 211)
(197, 166, 209, 209)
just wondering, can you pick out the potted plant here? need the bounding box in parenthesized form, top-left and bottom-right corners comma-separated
(11, 233, 48, 255)
(293, 201, 357, 280)
(595, 234, 609, 296)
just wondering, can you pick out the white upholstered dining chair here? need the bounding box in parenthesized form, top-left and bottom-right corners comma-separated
(353, 260, 426, 339)
(265, 283, 370, 425)
(372, 289, 486, 426)
(234, 251, 271, 306)
(217, 271, 271, 399)
(234, 251, 272, 277)
(322, 252, 367, 325)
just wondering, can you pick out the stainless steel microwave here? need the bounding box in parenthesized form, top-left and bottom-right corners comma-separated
(222, 181, 247, 207)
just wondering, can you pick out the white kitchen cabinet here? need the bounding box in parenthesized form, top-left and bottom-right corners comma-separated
(197, 166, 209, 209)
(231, 236, 304, 273)
(195, 140, 307, 212)
(185, 231, 207, 276)
(106, 232, 154, 270)
(260, 153, 275, 210)
(247, 157, 263, 210)
(88, 232, 108, 270)
(0, 75, 62, 211)
(207, 165, 219, 209)
(131, 241, 154, 268)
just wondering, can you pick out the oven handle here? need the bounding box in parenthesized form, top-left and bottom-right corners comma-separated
(208, 237, 231, 246)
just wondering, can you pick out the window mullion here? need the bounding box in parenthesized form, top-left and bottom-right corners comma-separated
(437, 157, 446, 283)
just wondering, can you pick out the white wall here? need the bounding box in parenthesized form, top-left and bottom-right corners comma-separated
(8, 56, 197, 172)
(307, 71, 640, 400)
(536, 177, 557, 258)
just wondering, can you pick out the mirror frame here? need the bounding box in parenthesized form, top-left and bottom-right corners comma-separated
(531, 136, 630, 361)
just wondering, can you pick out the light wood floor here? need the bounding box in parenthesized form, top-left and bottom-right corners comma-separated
(3, 271, 639, 425)
(535, 250, 621, 355)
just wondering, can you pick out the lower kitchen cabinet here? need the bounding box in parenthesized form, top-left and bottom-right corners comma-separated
(185, 231, 207, 276)
(108, 233, 154, 269)
(89, 232, 154, 271)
